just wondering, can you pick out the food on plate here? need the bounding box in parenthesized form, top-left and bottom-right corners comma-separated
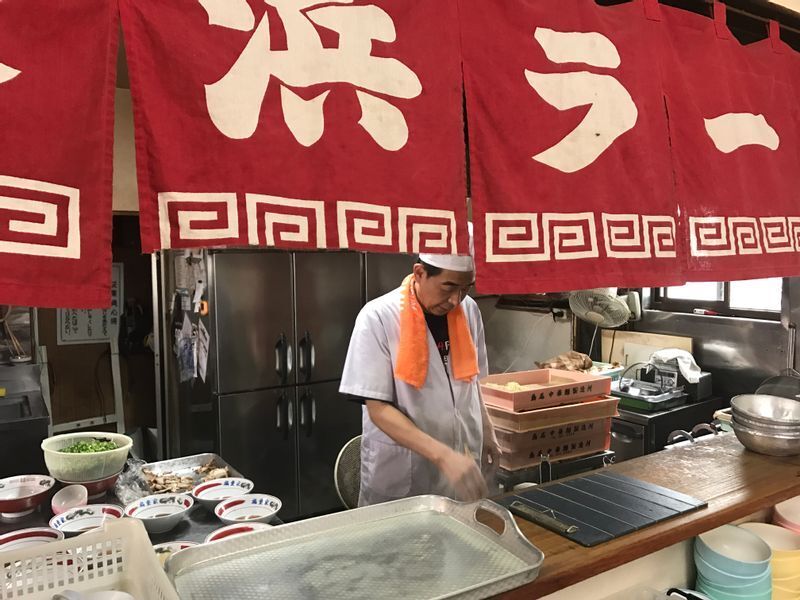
(587, 362, 622, 374)
(143, 460, 230, 494)
(484, 381, 526, 393)
(537, 351, 593, 371)
(197, 461, 229, 481)
(143, 471, 195, 494)
(59, 438, 118, 453)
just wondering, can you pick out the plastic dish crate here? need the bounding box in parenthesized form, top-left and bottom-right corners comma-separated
(487, 396, 618, 432)
(1, 518, 178, 600)
(481, 369, 612, 412)
(497, 417, 612, 471)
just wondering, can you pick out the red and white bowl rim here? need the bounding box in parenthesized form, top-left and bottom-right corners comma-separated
(192, 478, 253, 501)
(125, 494, 194, 518)
(0, 475, 55, 500)
(215, 494, 282, 520)
(0, 527, 64, 550)
(204, 522, 271, 543)
(48, 504, 123, 531)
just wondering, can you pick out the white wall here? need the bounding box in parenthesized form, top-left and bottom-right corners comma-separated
(476, 298, 572, 374)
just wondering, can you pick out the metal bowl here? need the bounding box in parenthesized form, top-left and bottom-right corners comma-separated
(732, 409, 800, 434)
(732, 420, 800, 457)
(731, 395, 800, 427)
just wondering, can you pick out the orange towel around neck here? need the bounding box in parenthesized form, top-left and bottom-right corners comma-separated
(394, 274, 479, 389)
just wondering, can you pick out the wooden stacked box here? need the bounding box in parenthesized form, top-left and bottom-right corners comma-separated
(480, 369, 617, 471)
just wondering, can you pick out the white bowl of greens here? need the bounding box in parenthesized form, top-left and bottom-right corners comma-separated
(41, 432, 133, 483)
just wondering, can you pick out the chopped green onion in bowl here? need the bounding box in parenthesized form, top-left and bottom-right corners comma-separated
(59, 438, 118, 453)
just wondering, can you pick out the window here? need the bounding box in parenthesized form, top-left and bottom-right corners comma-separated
(651, 278, 783, 320)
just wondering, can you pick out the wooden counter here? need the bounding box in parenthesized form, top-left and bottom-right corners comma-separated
(499, 433, 800, 598)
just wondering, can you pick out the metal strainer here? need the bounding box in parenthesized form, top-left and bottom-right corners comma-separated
(334, 435, 361, 509)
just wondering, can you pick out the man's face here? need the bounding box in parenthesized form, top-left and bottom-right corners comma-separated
(413, 263, 475, 316)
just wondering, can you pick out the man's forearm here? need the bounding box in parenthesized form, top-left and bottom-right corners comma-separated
(477, 386, 498, 444)
(366, 400, 452, 467)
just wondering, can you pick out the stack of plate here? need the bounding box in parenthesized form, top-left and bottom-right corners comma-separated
(740, 522, 800, 600)
(694, 525, 772, 600)
(774, 496, 800, 533)
(730, 394, 800, 457)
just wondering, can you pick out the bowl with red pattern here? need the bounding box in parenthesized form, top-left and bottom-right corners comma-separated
(48, 504, 123, 536)
(0, 527, 63, 551)
(214, 493, 281, 525)
(204, 522, 272, 544)
(0, 475, 55, 518)
(191, 477, 253, 511)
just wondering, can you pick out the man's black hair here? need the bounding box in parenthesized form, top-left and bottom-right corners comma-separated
(416, 258, 443, 277)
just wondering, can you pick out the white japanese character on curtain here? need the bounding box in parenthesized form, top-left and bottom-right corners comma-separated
(703, 113, 780, 153)
(199, 0, 422, 151)
(0, 62, 20, 85)
(525, 27, 638, 173)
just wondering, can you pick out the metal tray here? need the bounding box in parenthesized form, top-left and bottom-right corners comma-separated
(166, 495, 545, 600)
(140, 453, 244, 492)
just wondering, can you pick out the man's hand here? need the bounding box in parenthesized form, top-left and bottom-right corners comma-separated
(482, 432, 502, 472)
(436, 448, 488, 502)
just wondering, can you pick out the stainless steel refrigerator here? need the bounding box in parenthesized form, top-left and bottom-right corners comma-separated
(163, 250, 364, 520)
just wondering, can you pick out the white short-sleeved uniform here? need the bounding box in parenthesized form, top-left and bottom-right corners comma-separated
(339, 286, 489, 506)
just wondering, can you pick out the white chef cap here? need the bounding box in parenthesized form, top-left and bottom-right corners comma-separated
(419, 222, 475, 273)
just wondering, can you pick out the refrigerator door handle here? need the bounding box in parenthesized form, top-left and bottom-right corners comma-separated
(287, 396, 295, 432)
(299, 390, 313, 436)
(286, 344, 293, 379)
(298, 332, 312, 382)
(275, 334, 289, 384)
(298, 335, 306, 379)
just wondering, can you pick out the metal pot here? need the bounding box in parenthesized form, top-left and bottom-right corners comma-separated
(731, 409, 800, 434)
(732, 419, 800, 457)
(730, 394, 800, 427)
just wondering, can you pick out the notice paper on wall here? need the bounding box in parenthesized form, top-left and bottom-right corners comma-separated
(57, 263, 124, 345)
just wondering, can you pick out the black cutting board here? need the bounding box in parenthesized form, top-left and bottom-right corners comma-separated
(499, 472, 706, 547)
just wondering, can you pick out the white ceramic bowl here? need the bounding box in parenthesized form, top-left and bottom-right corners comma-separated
(152, 540, 197, 568)
(214, 493, 282, 525)
(41, 432, 132, 483)
(204, 522, 271, 544)
(49, 504, 123, 536)
(0, 475, 55, 518)
(0, 527, 64, 551)
(125, 494, 194, 534)
(192, 477, 253, 511)
(51, 485, 89, 515)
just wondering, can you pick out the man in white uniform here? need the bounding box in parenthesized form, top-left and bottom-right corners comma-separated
(340, 237, 499, 506)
